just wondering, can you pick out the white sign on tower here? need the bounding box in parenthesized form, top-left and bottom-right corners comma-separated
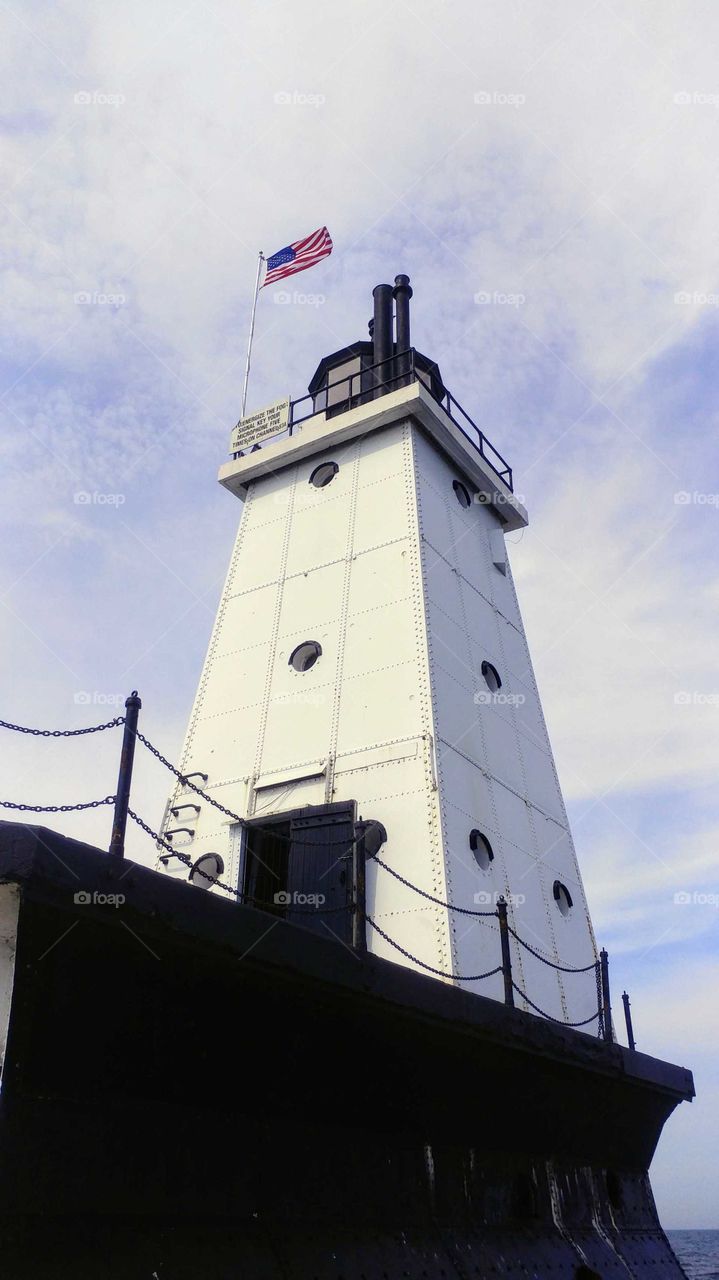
(229, 396, 290, 453)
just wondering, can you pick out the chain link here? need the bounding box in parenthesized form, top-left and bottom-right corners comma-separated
(136, 730, 352, 848)
(127, 808, 352, 914)
(0, 716, 125, 737)
(511, 981, 600, 1028)
(507, 925, 598, 973)
(596, 960, 605, 1039)
(372, 855, 498, 917)
(365, 914, 503, 983)
(135, 731, 247, 823)
(0, 796, 116, 813)
(2, 709, 613, 1038)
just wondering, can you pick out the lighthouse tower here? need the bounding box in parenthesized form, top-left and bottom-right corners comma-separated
(159, 277, 599, 1026)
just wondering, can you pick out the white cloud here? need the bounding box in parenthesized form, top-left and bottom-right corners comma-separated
(3, 0, 719, 1228)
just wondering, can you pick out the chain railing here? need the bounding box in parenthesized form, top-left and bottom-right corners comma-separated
(0, 715, 126, 737)
(281, 347, 515, 492)
(0, 797, 115, 814)
(0, 691, 626, 1044)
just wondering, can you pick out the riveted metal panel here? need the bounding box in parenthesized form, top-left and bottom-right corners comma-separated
(412, 425, 599, 1021)
(161, 399, 599, 1024)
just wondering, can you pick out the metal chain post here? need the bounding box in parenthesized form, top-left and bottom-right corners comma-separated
(600, 948, 613, 1043)
(497, 896, 514, 1007)
(109, 692, 142, 858)
(622, 991, 636, 1051)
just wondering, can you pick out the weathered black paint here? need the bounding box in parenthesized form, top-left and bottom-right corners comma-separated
(0, 822, 693, 1278)
(108, 689, 141, 857)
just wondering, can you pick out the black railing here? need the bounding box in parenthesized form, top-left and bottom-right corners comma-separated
(1, 699, 626, 1042)
(234, 348, 514, 493)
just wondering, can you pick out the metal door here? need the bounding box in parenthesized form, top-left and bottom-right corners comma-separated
(287, 802, 355, 943)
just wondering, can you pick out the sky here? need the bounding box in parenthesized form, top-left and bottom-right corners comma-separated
(2, 0, 718, 1228)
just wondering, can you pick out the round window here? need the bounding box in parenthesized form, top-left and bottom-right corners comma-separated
(360, 820, 387, 859)
(289, 640, 322, 672)
(310, 461, 339, 488)
(469, 829, 494, 870)
(453, 479, 471, 509)
(481, 660, 502, 693)
(189, 852, 224, 890)
(553, 880, 573, 917)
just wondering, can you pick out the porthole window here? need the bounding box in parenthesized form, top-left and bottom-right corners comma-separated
(453, 479, 471, 509)
(309, 461, 339, 488)
(469, 829, 494, 870)
(360, 819, 387, 859)
(481, 660, 502, 693)
(189, 852, 224, 890)
(553, 880, 573, 917)
(289, 640, 322, 672)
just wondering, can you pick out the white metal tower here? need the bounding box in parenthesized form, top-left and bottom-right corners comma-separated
(159, 276, 599, 1025)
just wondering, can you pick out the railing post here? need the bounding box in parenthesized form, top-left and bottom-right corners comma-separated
(351, 826, 367, 954)
(600, 948, 613, 1042)
(497, 897, 514, 1007)
(109, 691, 141, 858)
(622, 990, 636, 1051)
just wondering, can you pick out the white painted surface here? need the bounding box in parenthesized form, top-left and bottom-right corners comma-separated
(161, 389, 599, 1024)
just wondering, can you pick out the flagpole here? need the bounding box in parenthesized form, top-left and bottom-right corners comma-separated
(241, 250, 264, 418)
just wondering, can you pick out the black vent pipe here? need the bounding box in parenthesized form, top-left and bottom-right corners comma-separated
(393, 273, 412, 384)
(372, 283, 393, 396)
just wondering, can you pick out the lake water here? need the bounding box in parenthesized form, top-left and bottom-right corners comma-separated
(667, 1231, 719, 1279)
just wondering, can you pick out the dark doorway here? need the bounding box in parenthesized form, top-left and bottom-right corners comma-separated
(242, 801, 356, 943)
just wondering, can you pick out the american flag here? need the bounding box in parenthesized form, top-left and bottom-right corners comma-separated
(262, 226, 333, 288)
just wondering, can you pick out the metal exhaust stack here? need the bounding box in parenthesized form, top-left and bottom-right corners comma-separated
(393, 273, 412, 385)
(372, 283, 393, 396)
